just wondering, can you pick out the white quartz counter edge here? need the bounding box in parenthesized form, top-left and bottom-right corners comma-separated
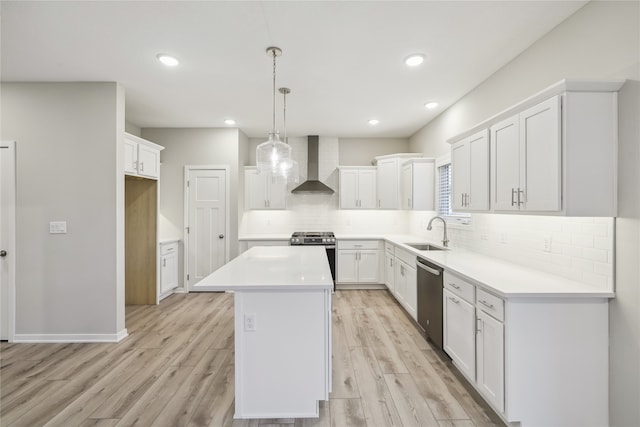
(239, 234, 291, 241)
(193, 246, 333, 292)
(381, 236, 614, 299)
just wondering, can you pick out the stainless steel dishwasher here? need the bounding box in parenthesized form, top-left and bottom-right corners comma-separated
(417, 257, 443, 350)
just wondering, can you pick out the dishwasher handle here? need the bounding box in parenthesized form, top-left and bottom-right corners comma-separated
(417, 260, 441, 276)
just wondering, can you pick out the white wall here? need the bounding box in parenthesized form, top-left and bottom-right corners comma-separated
(408, 2, 640, 425)
(1, 82, 125, 339)
(339, 138, 411, 166)
(141, 128, 241, 266)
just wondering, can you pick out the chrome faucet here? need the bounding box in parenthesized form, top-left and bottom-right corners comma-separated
(427, 216, 449, 247)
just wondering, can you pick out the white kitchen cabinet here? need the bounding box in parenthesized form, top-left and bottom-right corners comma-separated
(491, 96, 561, 212)
(375, 153, 422, 209)
(159, 240, 179, 297)
(245, 167, 286, 210)
(451, 129, 489, 211)
(401, 158, 435, 210)
(443, 288, 476, 381)
(338, 167, 377, 209)
(384, 243, 395, 293)
(393, 246, 417, 320)
(124, 132, 163, 180)
(336, 240, 380, 284)
(476, 308, 504, 413)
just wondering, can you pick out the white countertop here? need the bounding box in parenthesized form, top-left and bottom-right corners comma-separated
(381, 236, 614, 299)
(193, 246, 333, 292)
(239, 234, 291, 241)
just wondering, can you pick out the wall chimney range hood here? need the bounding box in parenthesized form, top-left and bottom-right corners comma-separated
(291, 136, 335, 194)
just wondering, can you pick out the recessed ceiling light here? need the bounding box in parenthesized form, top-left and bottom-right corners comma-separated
(425, 102, 439, 109)
(404, 54, 425, 67)
(224, 119, 236, 125)
(156, 54, 179, 67)
(368, 119, 380, 126)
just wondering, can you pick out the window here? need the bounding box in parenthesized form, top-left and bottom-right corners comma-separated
(436, 157, 470, 225)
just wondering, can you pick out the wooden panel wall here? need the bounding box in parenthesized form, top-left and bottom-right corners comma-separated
(125, 176, 157, 304)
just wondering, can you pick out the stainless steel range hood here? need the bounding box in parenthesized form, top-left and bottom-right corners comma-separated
(291, 136, 335, 194)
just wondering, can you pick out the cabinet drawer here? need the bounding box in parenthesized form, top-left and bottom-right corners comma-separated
(476, 288, 504, 321)
(338, 240, 379, 250)
(395, 247, 415, 267)
(443, 271, 475, 303)
(385, 242, 395, 255)
(160, 242, 178, 256)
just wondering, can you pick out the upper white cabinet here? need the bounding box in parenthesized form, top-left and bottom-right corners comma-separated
(338, 167, 377, 209)
(124, 133, 163, 180)
(401, 158, 435, 210)
(245, 167, 286, 210)
(448, 79, 623, 216)
(451, 129, 489, 211)
(376, 154, 422, 209)
(491, 96, 561, 212)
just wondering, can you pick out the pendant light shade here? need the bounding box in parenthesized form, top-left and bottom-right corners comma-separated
(256, 46, 294, 179)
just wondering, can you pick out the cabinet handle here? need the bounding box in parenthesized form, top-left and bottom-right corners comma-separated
(511, 188, 517, 206)
(390, 258, 393, 267)
(449, 283, 460, 289)
(476, 317, 482, 333)
(450, 296, 460, 304)
(518, 188, 524, 206)
(163, 258, 166, 267)
(461, 193, 464, 207)
(139, 161, 144, 171)
(408, 198, 411, 208)
(378, 200, 381, 208)
(479, 299, 494, 309)
(465, 193, 470, 207)
(133, 160, 138, 170)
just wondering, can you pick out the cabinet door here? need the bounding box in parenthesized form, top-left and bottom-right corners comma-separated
(394, 259, 405, 304)
(339, 169, 359, 209)
(337, 250, 358, 283)
(385, 253, 395, 292)
(246, 169, 268, 209)
(357, 250, 380, 283)
(401, 164, 412, 209)
(451, 140, 470, 211)
(468, 129, 490, 211)
(476, 310, 505, 413)
(124, 138, 138, 175)
(137, 144, 160, 179)
(443, 289, 476, 380)
(358, 169, 378, 209)
(491, 116, 520, 211)
(377, 159, 397, 209)
(403, 264, 417, 320)
(161, 252, 178, 294)
(520, 95, 561, 211)
(267, 174, 287, 209)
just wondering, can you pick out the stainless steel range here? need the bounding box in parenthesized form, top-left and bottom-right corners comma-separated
(290, 232, 336, 286)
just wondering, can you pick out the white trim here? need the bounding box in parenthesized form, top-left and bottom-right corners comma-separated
(14, 329, 128, 343)
(183, 165, 231, 293)
(1, 140, 16, 342)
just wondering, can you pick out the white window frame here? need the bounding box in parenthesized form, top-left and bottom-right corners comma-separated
(436, 154, 471, 228)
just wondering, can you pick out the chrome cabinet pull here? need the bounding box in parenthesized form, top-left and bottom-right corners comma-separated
(476, 317, 482, 333)
(518, 188, 524, 206)
(479, 299, 494, 309)
(461, 193, 464, 207)
(450, 283, 460, 289)
(511, 188, 517, 206)
(450, 296, 460, 304)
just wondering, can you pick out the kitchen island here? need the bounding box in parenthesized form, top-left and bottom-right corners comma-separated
(193, 246, 333, 419)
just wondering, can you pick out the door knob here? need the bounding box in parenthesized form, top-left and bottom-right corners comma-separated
(0, 250, 6, 257)
(219, 234, 225, 239)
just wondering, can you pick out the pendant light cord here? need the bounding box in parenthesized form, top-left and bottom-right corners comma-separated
(283, 89, 287, 143)
(272, 50, 277, 134)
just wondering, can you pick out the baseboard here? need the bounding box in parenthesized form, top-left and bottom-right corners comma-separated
(14, 329, 128, 343)
(335, 283, 387, 290)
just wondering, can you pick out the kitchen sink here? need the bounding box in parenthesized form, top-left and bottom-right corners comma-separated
(404, 243, 447, 251)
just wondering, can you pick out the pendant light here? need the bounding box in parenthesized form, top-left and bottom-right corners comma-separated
(279, 87, 299, 184)
(256, 47, 293, 178)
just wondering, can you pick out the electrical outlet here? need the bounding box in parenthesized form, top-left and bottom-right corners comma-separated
(543, 235, 551, 252)
(244, 313, 256, 331)
(49, 221, 67, 234)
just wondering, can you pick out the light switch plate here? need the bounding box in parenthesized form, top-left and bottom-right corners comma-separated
(244, 313, 256, 331)
(49, 221, 67, 234)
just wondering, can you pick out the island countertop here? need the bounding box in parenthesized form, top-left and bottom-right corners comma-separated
(193, 246, 333, 292)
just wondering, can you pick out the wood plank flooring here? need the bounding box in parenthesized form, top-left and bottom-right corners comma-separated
(0, 290, 505, 427)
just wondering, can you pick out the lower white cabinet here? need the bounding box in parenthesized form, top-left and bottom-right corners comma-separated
(384, 244, 395, 293)
(392, 246, 417, 320)
(160, 241, 179, 296)
(443, 288, 476, 380)
(337, 240, 380, 284)
(476, 309, 505, 413)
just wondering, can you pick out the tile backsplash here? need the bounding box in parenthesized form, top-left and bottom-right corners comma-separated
(409, 212, 614, 291)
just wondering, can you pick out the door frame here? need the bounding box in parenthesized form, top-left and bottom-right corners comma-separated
(1, 141, 16, 342)
(183, 165, 230, 292)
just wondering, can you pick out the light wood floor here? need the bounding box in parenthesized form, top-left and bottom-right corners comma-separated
(0, 290, 505, 427)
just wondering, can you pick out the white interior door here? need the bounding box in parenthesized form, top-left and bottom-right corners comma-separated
(1, 141, 16, 341)
(186, 167, 228, 289)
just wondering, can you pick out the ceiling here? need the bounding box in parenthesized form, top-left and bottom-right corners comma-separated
(1, 1, 587, 138)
